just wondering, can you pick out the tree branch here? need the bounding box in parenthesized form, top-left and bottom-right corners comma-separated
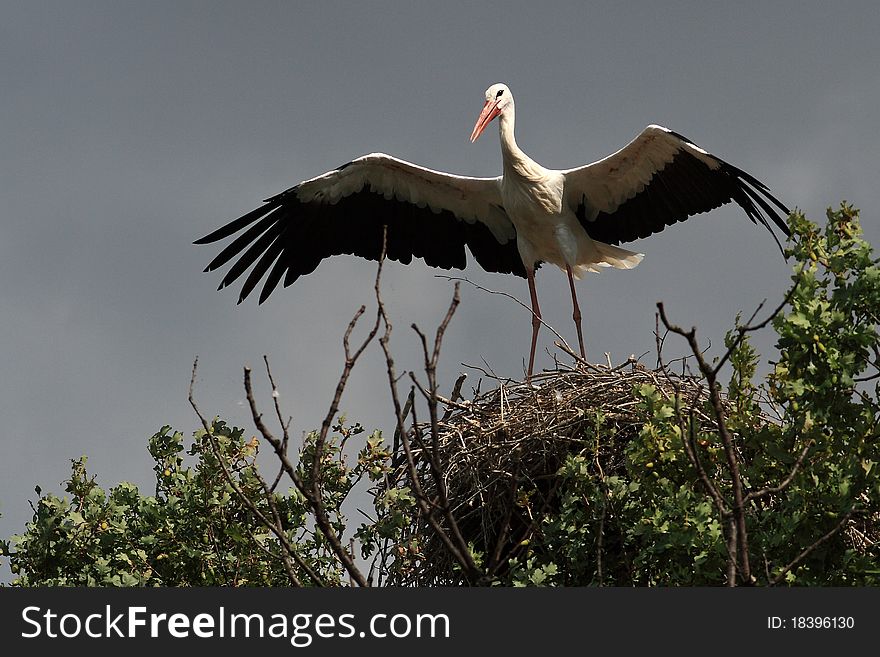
(711, 284, 798, 378)
(188, 359, 304, 586)
(657, 302, 754, 585)
(770, 509, 856, 585)
(376, 277, 483, 583)
(745, 440, 814, 503)
(436, 274, 576, 361)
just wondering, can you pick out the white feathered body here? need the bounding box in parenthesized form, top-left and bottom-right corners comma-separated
(497, 113, 643, 279)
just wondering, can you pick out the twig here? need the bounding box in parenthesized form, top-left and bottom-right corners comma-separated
(658, 302, 754, 585)
(188, 359, 305, 586)
(233, 281, 382, 587)
(745, 440, 814, 503)
(770, 509, 856, 585)
(711, 286, 797, 378)
(678, 402, 729, 516)
(437, 274, 575, 356)
(262, 356, 292, 493)
(554, 340, 588, 368)
(486, 472, 520, 577)
(391, 388, 415, 469)
(412, 286, 483, 576)
(377, 277, 483, 583)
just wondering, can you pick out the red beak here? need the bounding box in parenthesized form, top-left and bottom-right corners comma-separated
(470, 99, 501, 143)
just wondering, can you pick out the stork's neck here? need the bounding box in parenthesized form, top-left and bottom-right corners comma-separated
(497, 102, 537, 177)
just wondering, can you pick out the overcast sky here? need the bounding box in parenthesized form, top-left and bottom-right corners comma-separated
(2, 1, 879, 581)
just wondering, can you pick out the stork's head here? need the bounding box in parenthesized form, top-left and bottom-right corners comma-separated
(470, 83, 513, 143)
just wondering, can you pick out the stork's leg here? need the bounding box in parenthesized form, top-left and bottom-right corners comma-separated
(566, 265, 586, 360)
(526, 268, 542, 380)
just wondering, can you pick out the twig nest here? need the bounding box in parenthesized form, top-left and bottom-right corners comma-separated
(383, 359, 720, 585)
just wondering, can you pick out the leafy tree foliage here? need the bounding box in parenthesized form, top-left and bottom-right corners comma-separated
(2, 421, 394, 586)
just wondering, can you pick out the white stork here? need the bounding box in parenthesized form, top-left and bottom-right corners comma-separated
(196, 83, 789, 378)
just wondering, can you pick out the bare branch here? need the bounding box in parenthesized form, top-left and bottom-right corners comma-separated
(449, 373, 468, 404)
(188, 358, 303, 586)
(657, 302, 754, 584)
(486, 472, 519, 577)
(770, 509, 856, 585)
(677, 402, 729, 516)
(391, 388, 415, 470)
(746, 440, 814, 503)
(711, 284, 798, 378)
(554, 339, 588, 368)
(377, 276, 483, 582)
(242, 358, 369, 586)
(436, 274, 575, 357)
(252, 457, 326, 587)
(263, 355, 292, 493)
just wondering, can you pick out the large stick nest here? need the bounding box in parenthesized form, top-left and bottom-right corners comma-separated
(384, 360, 719, 585)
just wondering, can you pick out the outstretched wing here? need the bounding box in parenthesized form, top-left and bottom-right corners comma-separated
(562, 125, 790, 248)
(195, 154, 525, 304)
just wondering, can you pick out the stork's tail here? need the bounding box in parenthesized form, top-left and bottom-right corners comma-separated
(572, 241, 644, 278)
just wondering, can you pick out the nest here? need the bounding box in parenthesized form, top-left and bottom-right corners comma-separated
(384, 359, 718, 585)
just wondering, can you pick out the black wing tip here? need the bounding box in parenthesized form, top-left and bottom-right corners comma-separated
(194, 230, 225, 245)
(233, 284, 273, 306)
(666, 129, 793, 235)
(723, 162, 792, 238)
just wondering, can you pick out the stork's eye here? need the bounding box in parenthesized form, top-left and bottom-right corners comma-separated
(496, 89, 504, 99)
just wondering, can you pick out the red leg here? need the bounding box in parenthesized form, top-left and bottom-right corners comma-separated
(526, 268, 542, 379)
(566, 265, 586, 360)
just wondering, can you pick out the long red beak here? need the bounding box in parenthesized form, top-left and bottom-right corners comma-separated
(470, 99, 501, 143)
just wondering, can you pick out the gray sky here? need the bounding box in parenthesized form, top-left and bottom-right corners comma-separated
(2, 1, 879, 581)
